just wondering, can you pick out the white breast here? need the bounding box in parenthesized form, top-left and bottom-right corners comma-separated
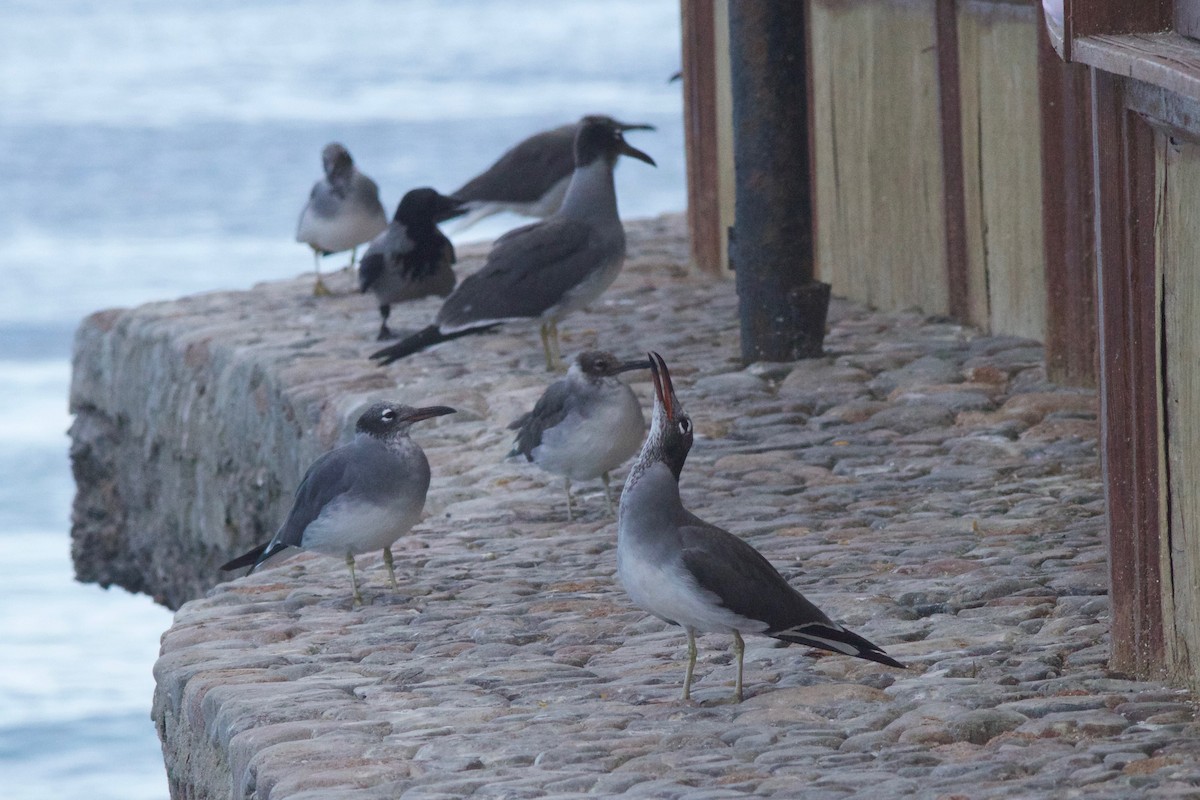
(534, 386, 644, 480)
(300, 495, 423, 556)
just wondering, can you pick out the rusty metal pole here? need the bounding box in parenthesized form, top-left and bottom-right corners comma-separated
(727, 2, 829, 362)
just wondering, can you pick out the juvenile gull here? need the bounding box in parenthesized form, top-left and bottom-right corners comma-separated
(451, 116, 654, 231)
(508, 350, 649, 519)
(296, 142, 388, 296)
(358, 188, 466, 340)
(370, 115, 656, 371)
(220, 401, 455, 605)
(617, 353, 904, 701)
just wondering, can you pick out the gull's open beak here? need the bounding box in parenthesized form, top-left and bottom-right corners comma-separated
(618, 135, 657, 167)
(433, 194, 469, 223)
(648, 351, 675, 419)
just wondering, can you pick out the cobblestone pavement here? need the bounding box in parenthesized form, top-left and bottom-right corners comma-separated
(153, 216, 1200, 798)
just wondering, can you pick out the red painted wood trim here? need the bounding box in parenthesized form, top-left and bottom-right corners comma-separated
(1092, 69, 1166, 676)
(1038, 3, 1098, 387)
(680, 0, 723, 275)
(935, 0, 971, 323)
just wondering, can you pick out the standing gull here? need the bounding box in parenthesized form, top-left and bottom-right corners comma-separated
(296, 142, 388, 296)
(451, 117, 654, 231)
(370, 115, 656, 371)
(359, 188, 466, 340)
(617, 353, 904, 701)
(508, 350, 649, 520)
(220, 401, 455, 605)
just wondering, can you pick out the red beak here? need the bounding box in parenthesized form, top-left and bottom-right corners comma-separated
(648, 351, 675, 419)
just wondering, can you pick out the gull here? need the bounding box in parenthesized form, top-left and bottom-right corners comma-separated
(370, 115, 655, 371)
(617, 352, 904, 701)
(296, 142, 387, 296)
(220, 402, 454, 605)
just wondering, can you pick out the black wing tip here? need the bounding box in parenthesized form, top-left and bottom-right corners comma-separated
(219, 542, 269, 572)
(855, 649, 906, 670)
(369, 322, 502, 366)
(370, 324, 441, 365)
(771, 624, 906, 669)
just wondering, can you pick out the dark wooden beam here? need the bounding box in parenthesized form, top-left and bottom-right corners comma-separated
(1038, 3, 1097, 387)
(1069, 0, 1172, 38)
(935, 0, 971, 324)
(679, 0, 722, 275)
(727, 1, 829, 362)
(1092, 69, 1166, 677)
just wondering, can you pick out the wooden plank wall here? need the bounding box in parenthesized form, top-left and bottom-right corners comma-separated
(809, 0, 949, 316)
(1093, 73, 1167, 680)
(680, 0, 721, 274)
(957, 1, 1047, 340)
(1037, 3, 1097, 388)
(1158, 131, 1200, 688)
(679, 0, 734, 275)
(713, 0, 735, 274)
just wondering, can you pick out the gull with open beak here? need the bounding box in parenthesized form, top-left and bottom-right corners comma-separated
(617, 352, 904, 701)
(370, 115, 656, 371)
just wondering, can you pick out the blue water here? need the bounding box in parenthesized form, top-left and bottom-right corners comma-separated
(0, 2, 684, 797)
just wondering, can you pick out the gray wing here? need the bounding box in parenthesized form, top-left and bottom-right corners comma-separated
(677, 512, 834, 632)
(436, 217, 593, 328)
(297, 179, 344, 248)
(359, 224, 414, 293)
(508, 378, 574, 460)
(271, 439, 400, 549)
(270, 447, 356, 549)
(305, 179, 344, 220)
(678, 513, 903, 667)
(350, 172, 386, 218)
(453, 124, 577, 203)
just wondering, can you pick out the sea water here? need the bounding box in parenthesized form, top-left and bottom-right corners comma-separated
(0, 1, 684, 796)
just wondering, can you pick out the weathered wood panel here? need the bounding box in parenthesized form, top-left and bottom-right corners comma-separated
(1092, 71, 1166, 678)
(1074, 32, 1200, 105)
(1158, 130, 1200, 689)
(714, 0, 735, 273)
(678, 0, 734, 276)
(680, 0, 721, 274)
(810, 0, 948, 315)
(958, 1, 1046, 339)
(935, 0, 970, 322)
(1038, 2, 1097, 387)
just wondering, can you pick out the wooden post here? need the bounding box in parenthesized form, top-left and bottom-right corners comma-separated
(934, 0, 970, 324)
(1037, 3, 1097, 387)
(1092, 70, 1166, 678)
(727, 1, 829, 362)
(679, 0, 723, 275)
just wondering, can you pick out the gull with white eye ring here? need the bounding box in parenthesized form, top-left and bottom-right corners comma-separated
(220, 401, 456, 605)
(617, 352, 904, 702)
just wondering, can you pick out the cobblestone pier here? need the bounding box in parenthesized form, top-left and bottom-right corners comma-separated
(142, 217, 1200, 798)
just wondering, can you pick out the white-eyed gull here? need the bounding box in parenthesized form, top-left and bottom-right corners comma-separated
(617, 353, 904, 701)
(370, 115, 656, 371)
(220, 402, 455, 605)
(508, 350, 649, 519)
(451, 116, 654, 231)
